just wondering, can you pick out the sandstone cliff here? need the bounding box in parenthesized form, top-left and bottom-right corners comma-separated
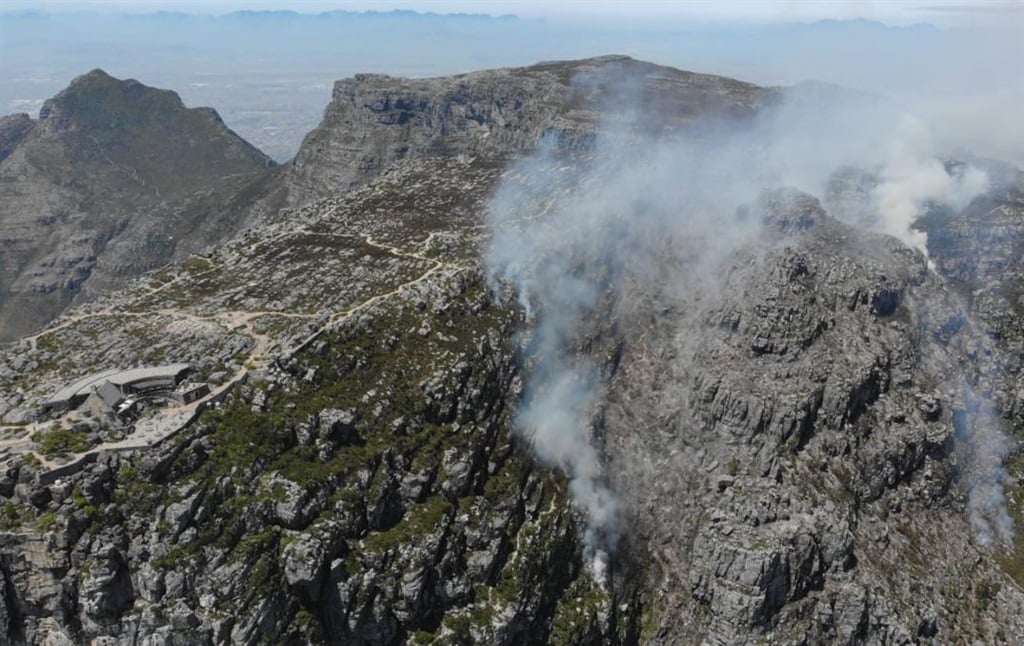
(0, 57, 1020, 645)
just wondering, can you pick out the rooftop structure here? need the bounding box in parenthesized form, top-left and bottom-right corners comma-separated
(42, 368, 123, 412)
(41, 363, 194, 413)
(106, 363, 193, 394)
(91, 381, 124, 411)
(170, 382, 211, 405)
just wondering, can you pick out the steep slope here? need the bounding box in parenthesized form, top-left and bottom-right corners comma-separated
(598, 191, 1024, 643)
(918, 164, 1024, 583)
(0, 69, 276, 342)
(251, 55, 770, 217)
(0, 57, 1021, 644)
(0, 114, 33, 163)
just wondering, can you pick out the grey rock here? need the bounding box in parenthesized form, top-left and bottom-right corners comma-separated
(0, 57, 1021, 646)
(0, 70, 273, 341)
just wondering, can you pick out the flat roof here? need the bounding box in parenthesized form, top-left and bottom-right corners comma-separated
(108, 363, 192, 387)
(44, 368, 122, 406)
(43, 363, 193, 406)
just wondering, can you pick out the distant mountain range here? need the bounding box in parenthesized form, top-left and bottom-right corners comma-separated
(3, 9, 1017, 162)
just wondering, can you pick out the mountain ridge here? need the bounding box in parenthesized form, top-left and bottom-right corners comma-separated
(0, 56, 1020, 645)
(0, 68, 275, 342)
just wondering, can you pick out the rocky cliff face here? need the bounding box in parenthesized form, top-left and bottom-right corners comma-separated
(920, 161, 1024, 391)
(0, 152, 636, 644)
(0, 58, 768, 342)
(0, 114, 34, 163)
(0, 70, 275, 342)
(280, 55, 768, 207)
(0, 57, 1021, 645)
(597, 189, 1024, 643)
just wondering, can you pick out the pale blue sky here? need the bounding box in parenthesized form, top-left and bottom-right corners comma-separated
(3, 0, 1022, 29)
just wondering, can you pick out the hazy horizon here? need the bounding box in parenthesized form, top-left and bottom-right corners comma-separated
(1, 5, 1020, 163)
(4, 0, 1022, 29)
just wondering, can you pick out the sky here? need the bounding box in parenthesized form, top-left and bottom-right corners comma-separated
(1, 0, 1021, 162)
(3, 0, 1023, 30)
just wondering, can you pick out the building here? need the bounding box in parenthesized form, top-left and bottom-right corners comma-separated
(170, 382, 210, 405)
(41, 363, 196, 415)
(85, 380, 125, 418)
(106, 364, 193, 395)
(41, 368, 123, 413)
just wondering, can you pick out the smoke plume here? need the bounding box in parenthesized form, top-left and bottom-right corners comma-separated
(484, 65, 1009, 571)
(956, 394, 1016, 547)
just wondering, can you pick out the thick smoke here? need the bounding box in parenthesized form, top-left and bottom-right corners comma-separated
(484, 67, 1010, 573)
(753, 85, 991, 254)
(872, 114, 990, 254)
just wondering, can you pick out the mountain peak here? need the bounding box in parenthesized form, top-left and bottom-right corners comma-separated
(59, 68, 147, 98)
(0, 70, 274, 341)
(77, 67, 116, 82)
(40, 69, 182, 123)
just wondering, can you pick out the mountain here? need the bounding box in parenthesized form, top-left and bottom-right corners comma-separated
(0, 57, 1021, 644)
(0, 69, 275, 342)
(0, 114, 34, 163)
(267, 55, 768, 213)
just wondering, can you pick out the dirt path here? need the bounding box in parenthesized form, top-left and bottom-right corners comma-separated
(8, 225, 465, 472)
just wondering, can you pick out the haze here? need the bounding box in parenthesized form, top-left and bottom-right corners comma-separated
(1, 2, 1020, 162)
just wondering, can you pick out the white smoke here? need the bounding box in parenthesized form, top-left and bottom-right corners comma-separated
(955, 396, 1015, 548)
(518, 365, 619, 585)
(752, 85, 992, 254)
(872, 114, 990, 255)
(486, 137, 631, 579)
(484, 65, 1009, 571)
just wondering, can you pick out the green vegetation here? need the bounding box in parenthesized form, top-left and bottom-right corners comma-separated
(483, 460, 526, 501)
(82, 273, 521, 638)
(35, 334, 59, 352)
(364, 496, 452, 553)
(290, 608, 320, 642)
(273, 444, 366, 489)
(71, 486, 99, 517)
(995, 451, 1024, 587)
(638, 598, 661, 644)
(200, 400, 293, 479)
(32, 428, 92, 457)
(35, 510, 59, 532)
(0, 501, 35, 531)
(548, 573, 610, 645)
(110, 463, 171, 522)
(149, 268, 175, 286)
(436, 609, 476, 644)
(235, 527, 281, 566)
(181, 255, 215, 273)
(152, 540, 206, 570)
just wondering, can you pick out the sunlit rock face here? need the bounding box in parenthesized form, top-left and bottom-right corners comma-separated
(0, 57, 1021, 645)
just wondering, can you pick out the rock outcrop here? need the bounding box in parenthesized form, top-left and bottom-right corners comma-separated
(0, 113, 34, 163)
(279, 55, 769, 208)
(599, 189, 1024, 643)
(0, 57, 1021, 645)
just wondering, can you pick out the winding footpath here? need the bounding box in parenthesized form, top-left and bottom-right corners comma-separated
(5, 224, 466, 474)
